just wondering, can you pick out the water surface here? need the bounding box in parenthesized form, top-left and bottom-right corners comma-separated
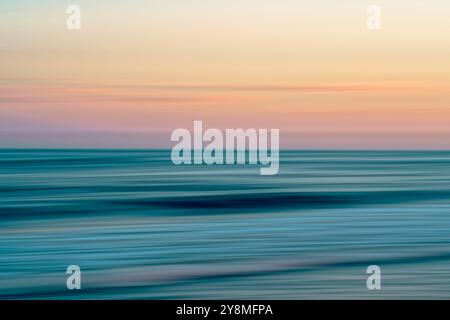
(1, 150, 450, 299)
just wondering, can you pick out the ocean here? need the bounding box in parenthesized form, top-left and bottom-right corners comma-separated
(1, 150, 450, 299)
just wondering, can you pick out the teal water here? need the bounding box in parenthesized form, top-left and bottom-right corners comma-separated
(1, 150, 450, 299)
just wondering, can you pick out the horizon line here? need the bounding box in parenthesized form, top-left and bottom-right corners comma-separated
(1, 148, 450, 152)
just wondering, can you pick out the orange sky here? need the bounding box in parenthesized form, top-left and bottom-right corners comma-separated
(1, 0, 449, 148)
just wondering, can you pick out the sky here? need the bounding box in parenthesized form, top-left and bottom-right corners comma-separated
(1, 0, 449, 149)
